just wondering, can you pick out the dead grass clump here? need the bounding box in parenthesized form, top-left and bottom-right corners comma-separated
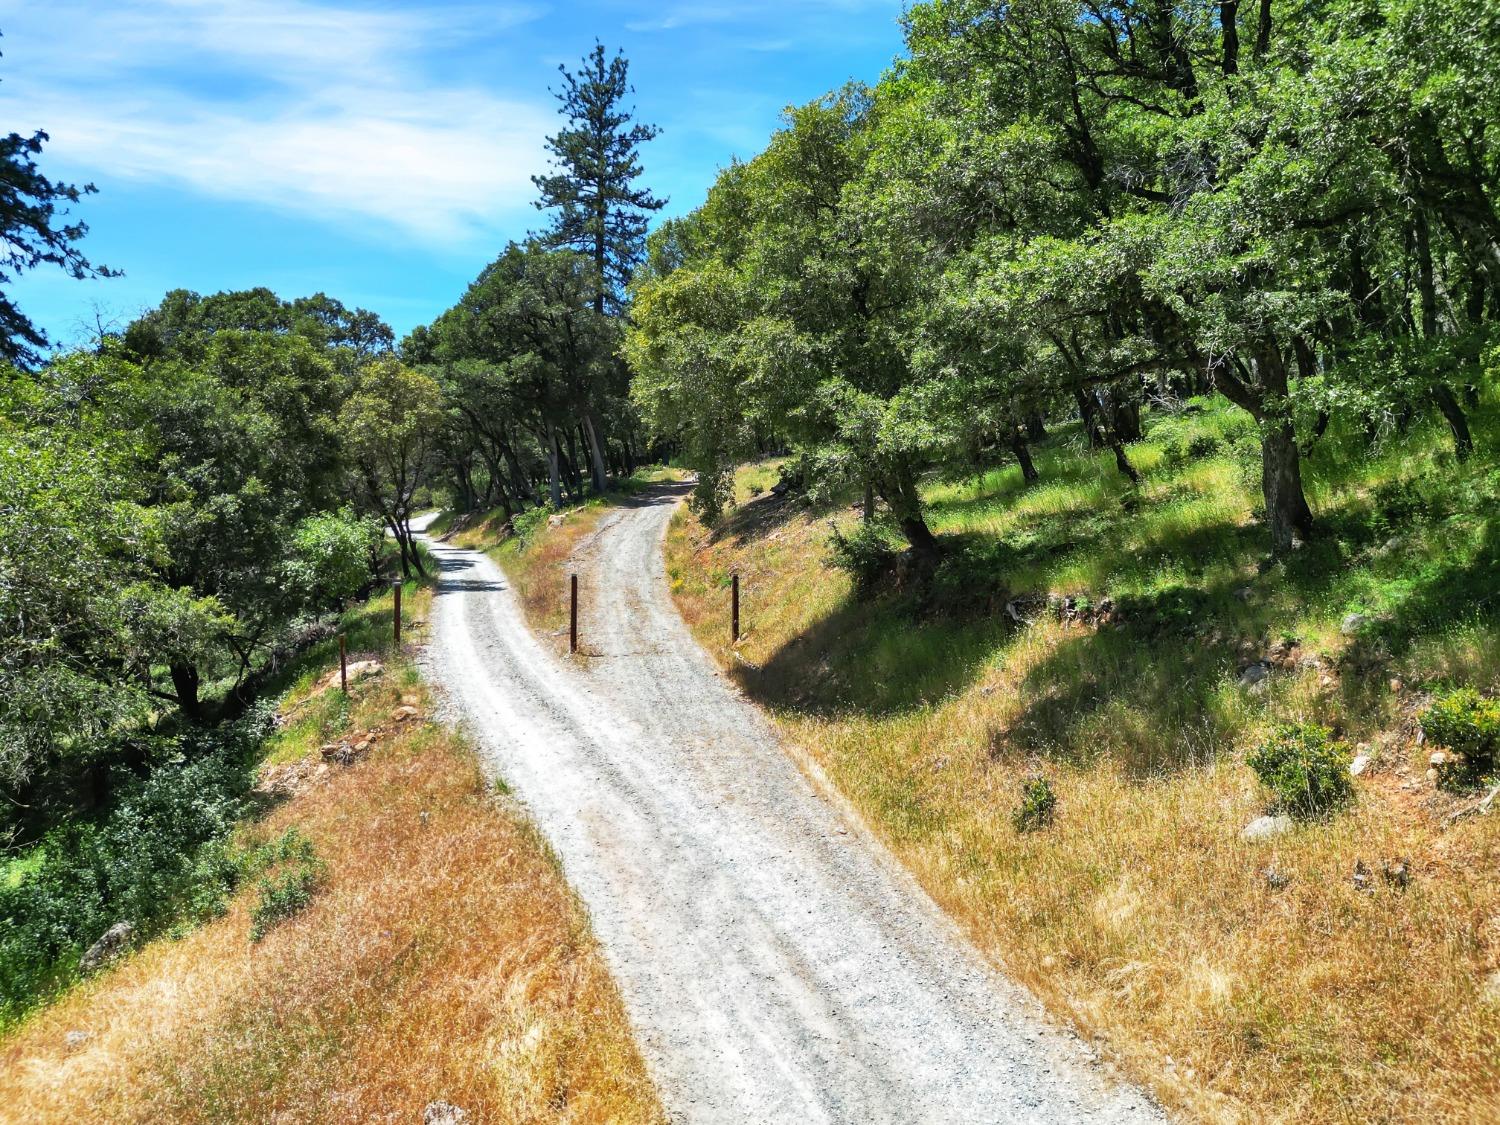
(0, 643, 661, 1124)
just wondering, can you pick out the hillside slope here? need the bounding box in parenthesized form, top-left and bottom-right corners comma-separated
(0, 586, 661, 1124)
(662, 402, 1500, 1124)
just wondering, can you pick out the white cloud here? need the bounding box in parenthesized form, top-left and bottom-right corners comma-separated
(0, 0, 553, 243)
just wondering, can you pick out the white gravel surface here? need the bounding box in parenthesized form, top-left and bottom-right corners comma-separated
(415, 489, 1165, 1124)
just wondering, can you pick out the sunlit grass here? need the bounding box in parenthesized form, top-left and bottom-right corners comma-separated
(660, 396, 1500, 1124)
(0, 586, 662, 1124)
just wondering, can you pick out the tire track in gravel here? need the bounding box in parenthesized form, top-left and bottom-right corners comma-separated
(415, 488, 1165, 1125)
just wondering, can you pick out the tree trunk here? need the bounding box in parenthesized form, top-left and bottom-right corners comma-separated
(1100, 387, 1142, 442)
(1025, 411, 1048, 441)
(862, 480, 876, 521)
(170, 662, 204, 723)
(1075, 388, 1104, 447)
(582, 412, 609, 493)
(1261, 421, 1314, 556)
(1010, 432, 1040, 484)
(1110, 435, 1140, 483)
(543, 427, 562, 509)
(884, 464, 940, 556)
(561, 430, 582, 497)
(1432, 383, 1474, 460)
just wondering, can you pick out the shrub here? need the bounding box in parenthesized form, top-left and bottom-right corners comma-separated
(1420, 688, 1500, 790)
(828, 519, 898, 593)
(1012, 775, 1057, 833)
(1187, 434, 1221, 459)
(0, 706, 269, 1024)
(510, 506, 551, 548)
(1247, 723, 1354, 818)
(245, 828, 323, 941)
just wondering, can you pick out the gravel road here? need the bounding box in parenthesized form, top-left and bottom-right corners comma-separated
(416, 488, 1164, 1124)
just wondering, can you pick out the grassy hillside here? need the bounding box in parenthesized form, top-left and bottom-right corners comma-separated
(663, 400, 1500, 1124)
(0, 583, 661, 1124)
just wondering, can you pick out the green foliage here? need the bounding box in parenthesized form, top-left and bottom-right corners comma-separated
(0, 706, 269, 1024)
(245, 829, 323, 942)
(1420, 689, 1500, 789)
(510, 506, 551, 549)
(532, 42, 664, 314)
(283, 508, 384, 608)
(828, 520, 899, 593)
(1247, 725, 1355, 819)
(0, 122, 116, 366)
(1011, 775, 1057, 833)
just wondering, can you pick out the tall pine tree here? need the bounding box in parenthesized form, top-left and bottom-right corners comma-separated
(532, 42, 665, 317)
(0, 130, 116, 367)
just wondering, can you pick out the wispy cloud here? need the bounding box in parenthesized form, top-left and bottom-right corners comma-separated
(0, 0, 553, 243)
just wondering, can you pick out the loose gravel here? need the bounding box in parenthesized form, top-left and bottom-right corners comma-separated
(416, 489, 1165, 1124)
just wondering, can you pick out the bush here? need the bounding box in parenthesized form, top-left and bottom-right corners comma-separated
(0, 706, 269, 1024)
(1186, 434, 1221, 459)
(510, 506, 551, 548)
(1247, 723, 1354, 818)
(1420, 688, 1500, 789)
(1012, 775, 1057, 833)
(828, 520, 898, 593)
(247, 832, 323, 942)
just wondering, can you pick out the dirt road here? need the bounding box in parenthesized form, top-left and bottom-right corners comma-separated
(417, 488, 1163, 1124)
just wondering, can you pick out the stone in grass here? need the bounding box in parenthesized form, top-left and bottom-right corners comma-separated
(424, 1102, 471, 1125)
(63, 1030, 94, 1051)
(1349, 754, 1372, 778)
(1483, 971, 1500, 1006)
(1240, 814, 1293, 841)
(79, 921, 135, 975)
(1340, 613, 1369, 636)
(1237, 662, 1271, 690)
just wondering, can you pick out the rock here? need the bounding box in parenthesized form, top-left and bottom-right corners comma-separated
(1237, 663, 1271, 689)
(63, 1030, 93, 1051)
(1382, 859, 1410, 889)
(1340, 613, 1368, 636)
(1389, 678, 1404, 694)
(424, 1102, 471, 1125)
(343, 659, 383, 683)
(1429, 750, 1448, 768)
(1234, 586, 1253, 602)
(1483, 970, 1500, 1006)
(1352, 860, 1373, 892)
(392, 705, 420, 723)
(80, 921, 135, 975)
(1350, 754, 1372, 778)
(321, 739, 371, 766)
(548, 513, 565, 528)
(1319, 673, 1335, 689)
(1426, 767, 1439, 782)
(1240, 815, 1292, 841)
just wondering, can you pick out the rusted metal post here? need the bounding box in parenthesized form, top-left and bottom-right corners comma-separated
(392, 578, 402, 645)
(570, 574, 579, 654)
(339, 633, 348, 694)
(732, 573, 740, 643)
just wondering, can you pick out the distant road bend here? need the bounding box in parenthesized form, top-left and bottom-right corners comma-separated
(415, 488, 1164, 1125)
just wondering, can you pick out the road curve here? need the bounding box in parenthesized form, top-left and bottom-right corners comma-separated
(416, 487, 1164, 1125)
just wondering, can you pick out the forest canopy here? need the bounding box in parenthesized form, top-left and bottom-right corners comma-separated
(627, 0, 1499, 558)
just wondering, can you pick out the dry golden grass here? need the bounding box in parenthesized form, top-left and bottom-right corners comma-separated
(661, 465, 1500, 1125)
(0, 591, 661, 1125)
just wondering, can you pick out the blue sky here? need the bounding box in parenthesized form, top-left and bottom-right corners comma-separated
(1, 0, 907, 349)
